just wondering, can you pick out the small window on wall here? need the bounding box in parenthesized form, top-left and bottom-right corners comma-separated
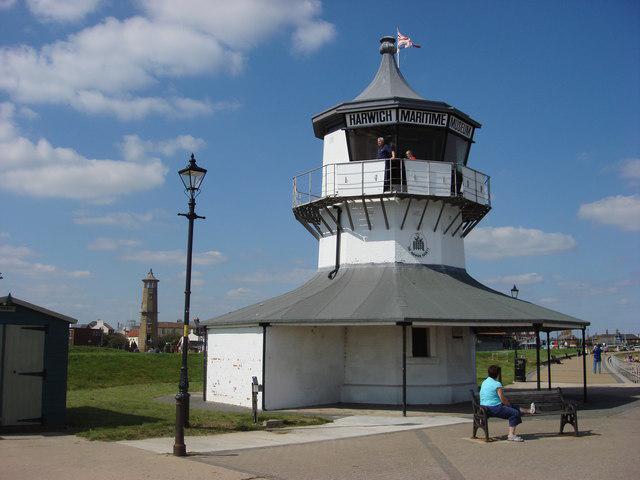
(412, 327, 430, 357)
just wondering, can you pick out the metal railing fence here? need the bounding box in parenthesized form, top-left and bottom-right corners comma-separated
(292, 158, 490, 208)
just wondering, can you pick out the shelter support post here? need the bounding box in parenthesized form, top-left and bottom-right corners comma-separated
(546, 330, 551, 390)
(260, 323, 269, 411)
(535, 325, 541, 391)
(581, 327, 587, 403)
(513, 333, 518, 379)
(397, 321, 409, 417)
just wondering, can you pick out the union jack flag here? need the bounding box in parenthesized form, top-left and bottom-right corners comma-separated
(397, 29, 421, 49)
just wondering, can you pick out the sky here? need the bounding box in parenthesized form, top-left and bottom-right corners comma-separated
(0, 0, 638, 334)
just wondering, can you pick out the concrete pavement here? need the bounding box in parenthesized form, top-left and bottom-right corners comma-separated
(189, 393, 640, 480)
(119, 414, 471, 454)
(528, 353, 620, 385)
(0, 433, 247, 480)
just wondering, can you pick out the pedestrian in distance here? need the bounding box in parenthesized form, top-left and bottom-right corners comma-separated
(479, 365, 536, 442)
(593, 344, 603, 373)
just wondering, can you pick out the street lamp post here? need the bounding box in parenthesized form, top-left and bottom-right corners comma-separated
(173, 153, 207, 457)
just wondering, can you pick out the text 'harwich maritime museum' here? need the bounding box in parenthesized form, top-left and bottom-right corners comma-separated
(202, 36, 588, 410)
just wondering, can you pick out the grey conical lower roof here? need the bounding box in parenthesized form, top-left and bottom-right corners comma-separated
(202, 264, 587, 329)
(354, 36, 423, 101)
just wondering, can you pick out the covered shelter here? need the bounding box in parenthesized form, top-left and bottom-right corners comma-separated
(203, 264, 589, 412)
(0, 294, 77, 429)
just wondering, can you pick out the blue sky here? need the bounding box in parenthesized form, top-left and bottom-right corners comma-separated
(0, 0, 638, 334)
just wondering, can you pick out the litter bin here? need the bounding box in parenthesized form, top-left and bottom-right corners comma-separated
(514, 357, 527, 382)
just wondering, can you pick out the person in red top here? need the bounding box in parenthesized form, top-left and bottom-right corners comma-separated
(405, 150, 417, 160)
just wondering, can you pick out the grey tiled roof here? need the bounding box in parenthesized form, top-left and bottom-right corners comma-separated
(203, 264, 587, 329)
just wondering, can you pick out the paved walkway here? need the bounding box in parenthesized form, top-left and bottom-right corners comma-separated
(119, 414, 471, 454)
(528, 353, 621, 386)
(189, 392, 640, 480)
(0, 433, 246, 480)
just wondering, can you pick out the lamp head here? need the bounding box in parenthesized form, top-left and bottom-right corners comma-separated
(510, 284, 519, 299)
(178, 153, 207, 197)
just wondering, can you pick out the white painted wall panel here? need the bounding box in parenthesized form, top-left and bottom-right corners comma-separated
(264, 326, 345, 410)
(322, 130, 349, 166)
(318, 200, 466, 269)
(342, 326, 476, 405)
(207, 327, 263, 408)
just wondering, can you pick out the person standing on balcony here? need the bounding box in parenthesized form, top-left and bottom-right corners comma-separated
(377, 137, 395, 159)
(405, 150, 417, 160)
(378, 137, 398, 192)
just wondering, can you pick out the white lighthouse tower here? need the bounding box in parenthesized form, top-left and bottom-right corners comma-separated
(203, 36, 587, 411)
(297, 35, 488, 274)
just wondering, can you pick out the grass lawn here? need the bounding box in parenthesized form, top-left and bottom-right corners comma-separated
(66, 347, 328, 441)
(476, 348, 579, 386)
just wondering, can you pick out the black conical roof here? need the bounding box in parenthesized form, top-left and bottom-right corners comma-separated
(311, 35, 481, 139)
(354, 36, 423, 101)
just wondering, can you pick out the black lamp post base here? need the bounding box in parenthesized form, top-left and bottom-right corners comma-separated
(173, 444, 187, 456)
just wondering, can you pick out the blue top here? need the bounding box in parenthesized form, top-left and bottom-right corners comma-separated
(593, 346, 602, 361)
(377, 144, 393, 159)
(479, 377, 503, 406)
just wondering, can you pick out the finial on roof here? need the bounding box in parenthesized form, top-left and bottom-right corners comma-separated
(379, 35, 397, 55)
(353, 35, 423, 101)
(144, 269, 158, 281)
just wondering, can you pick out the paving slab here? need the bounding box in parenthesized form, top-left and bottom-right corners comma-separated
(119, 414, 471, 454)
(0, 433, 247, 480)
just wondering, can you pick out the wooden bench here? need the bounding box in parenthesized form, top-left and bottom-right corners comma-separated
(470, 387, 579, 441)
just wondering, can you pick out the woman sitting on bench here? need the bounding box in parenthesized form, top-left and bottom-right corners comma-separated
(480, 365, 536, 442)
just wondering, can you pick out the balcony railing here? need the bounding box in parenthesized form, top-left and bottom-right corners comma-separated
(292, 159, 490, 208)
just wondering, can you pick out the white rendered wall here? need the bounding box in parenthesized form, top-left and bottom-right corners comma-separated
(322, 129, 349, 166)
(318, 199, 466, 269)
(264, 326, 345, 410)
(342, 326, 476, 405)
(206, 327, 263, 408)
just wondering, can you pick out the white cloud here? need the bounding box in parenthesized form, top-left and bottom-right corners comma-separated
(226, 287, 252, 298)
(73, 211, 155, 228)
(466, 226, 577, 260)
(0, 1, 334, 119)
(619, 158, 640, 183)
(233, 268, 315, 284)
(87, 237, 140, 251)
(291, 20, 336, 54)
(0, 0, 16, 9)
(121, 134, 206, 161)
(121, 249, 226, 266)
(485, 273, 544, 286)
(141, 0, 334, 52)
(0, 103, 167, 201)
(556, 280, 618, 296)
(0, 241, 90, 278)
(26, 0, 102, 23)
(578, 195, 640, 232)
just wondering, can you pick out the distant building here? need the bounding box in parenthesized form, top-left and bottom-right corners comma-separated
(87, 319, 115, 334)
(69, 324, 103, 346)
(591, 330, 639, 347)
(138, 270, 159, 352)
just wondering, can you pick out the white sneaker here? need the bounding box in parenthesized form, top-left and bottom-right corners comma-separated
(507, 434, 524, 442)
(530, 402, 536, 414)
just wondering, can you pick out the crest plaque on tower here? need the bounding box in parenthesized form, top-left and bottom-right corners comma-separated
(408, 232, 430, 258)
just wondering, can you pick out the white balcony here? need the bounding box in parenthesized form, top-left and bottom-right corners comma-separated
(292, 159, 491, 208)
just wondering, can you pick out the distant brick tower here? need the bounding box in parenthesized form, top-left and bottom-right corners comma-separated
(138, 269, 159, 352)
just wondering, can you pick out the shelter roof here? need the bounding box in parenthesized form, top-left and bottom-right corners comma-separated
(0, 294, 78, 324)
(202, 264, 588, 330)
